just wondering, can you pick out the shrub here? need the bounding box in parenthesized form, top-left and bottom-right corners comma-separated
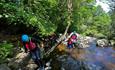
(0, 42, 13, 63)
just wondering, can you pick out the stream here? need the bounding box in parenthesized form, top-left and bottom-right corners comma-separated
(50, 42, 115, 70)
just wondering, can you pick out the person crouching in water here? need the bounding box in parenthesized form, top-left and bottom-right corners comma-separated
(21, 34, 44, 69)
(65, 32, 77, 53)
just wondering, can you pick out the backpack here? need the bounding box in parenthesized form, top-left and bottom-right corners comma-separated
(25, 39, 37, 50)
(29, 40, 36, 50)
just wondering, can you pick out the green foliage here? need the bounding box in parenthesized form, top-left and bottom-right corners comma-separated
(110, 9, 115, 39)
(0, 42, 13, 63)
(0, 0, 59, 36)
(72, 0, 111, 38)
(0, 0, 113, 39)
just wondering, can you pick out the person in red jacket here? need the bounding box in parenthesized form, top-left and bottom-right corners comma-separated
(65, 31, 78, 52)
(21, 34, 44, 69)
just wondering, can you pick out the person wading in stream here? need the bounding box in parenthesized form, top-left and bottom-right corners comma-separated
(65, 31, 78, 52)
(21, 34, 44, 70)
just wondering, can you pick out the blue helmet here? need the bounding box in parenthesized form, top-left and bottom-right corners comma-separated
(21, 34, 29, 42)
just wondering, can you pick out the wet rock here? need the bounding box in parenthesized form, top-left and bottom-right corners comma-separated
(0, 64, 11, 70)
(45, 67, 52, 70)
(8, 52, 30, 70)
(61, 57, 86, 70)
(110, 40, 115, 47)
(58, 56, 107, 70)
(96, 39, 109, 47)
(84, 62, 106, 70)
(46, 61, 51, 67)
(77, 36, 96, 48)
(25, 64, 38, 70)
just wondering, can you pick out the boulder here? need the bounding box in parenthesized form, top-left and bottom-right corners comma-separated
(96, 39, 109, 47)
(0, 64, 11, 70)
(110, 40, 115, 47)
(77, 36, 96, 48)
(8, 52, 30, 70)
(25, 64, 37, 70)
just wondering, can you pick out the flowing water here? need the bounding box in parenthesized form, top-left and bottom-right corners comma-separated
(51, 43, 115, 70)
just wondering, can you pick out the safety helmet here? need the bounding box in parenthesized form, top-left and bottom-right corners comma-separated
(21, 34, 29, 42)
